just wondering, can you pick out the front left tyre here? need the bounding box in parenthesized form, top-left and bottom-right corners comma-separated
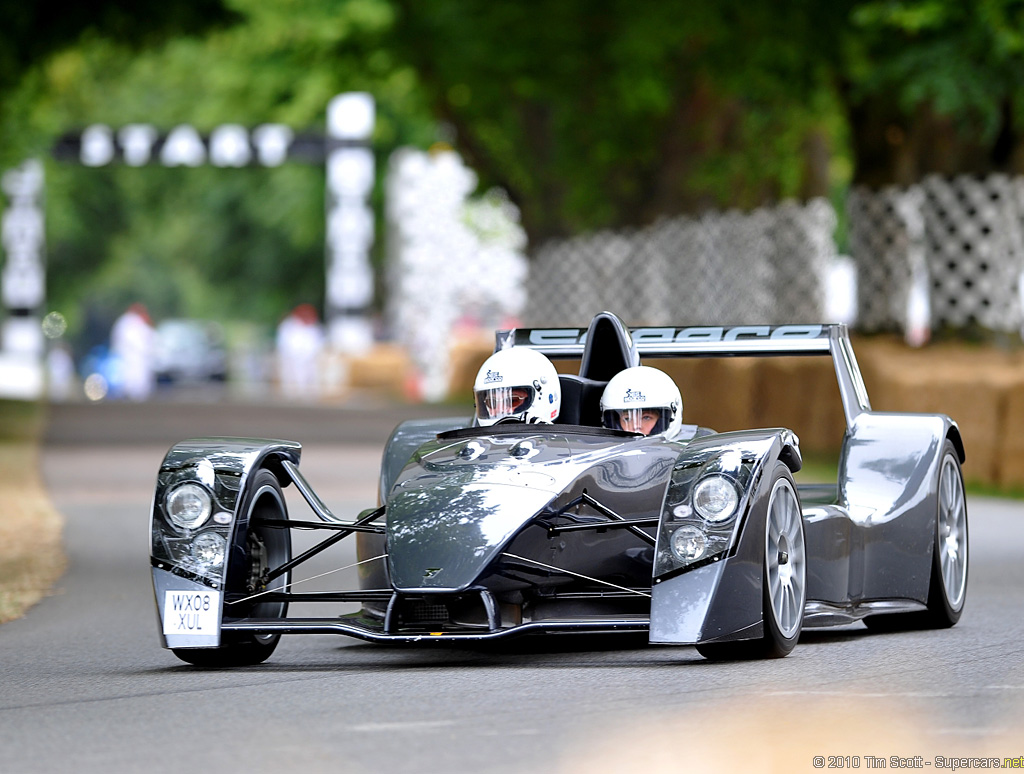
(172, 468, 291, 667)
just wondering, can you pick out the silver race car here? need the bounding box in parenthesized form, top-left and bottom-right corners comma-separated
(150, 312, 968, 666)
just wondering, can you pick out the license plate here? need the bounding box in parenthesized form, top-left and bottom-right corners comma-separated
(162, 590, 221, 637)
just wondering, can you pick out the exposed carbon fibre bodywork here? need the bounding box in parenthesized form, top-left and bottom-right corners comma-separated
(150, 314, 968, 665)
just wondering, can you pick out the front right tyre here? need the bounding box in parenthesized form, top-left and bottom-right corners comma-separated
(172, 468, 291, 667)
(697, 462, 806, 660)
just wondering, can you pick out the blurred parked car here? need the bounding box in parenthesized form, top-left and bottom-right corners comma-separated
(154, 320, 228, 384)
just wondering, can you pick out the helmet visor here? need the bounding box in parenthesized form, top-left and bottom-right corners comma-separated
(603, 407, 669, 436)
(476, 385, 535, 422)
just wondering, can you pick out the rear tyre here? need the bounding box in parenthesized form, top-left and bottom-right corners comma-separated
(864, 439, 967, 632)
(697, 463, 805, 660)
(172, 468, 291, 667)
(924, 442, 969, 626)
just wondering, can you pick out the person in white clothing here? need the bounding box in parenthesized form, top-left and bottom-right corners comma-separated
(110, 303, 156, 401)
(276, 304, 325, 400)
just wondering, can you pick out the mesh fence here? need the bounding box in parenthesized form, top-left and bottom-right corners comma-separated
(525, 174, 1024, 335)
(523, 198, 837, 326)
(845, 186, 923, 332)
(848, 174, 1024, 335)
(921, 175, 1024, 332)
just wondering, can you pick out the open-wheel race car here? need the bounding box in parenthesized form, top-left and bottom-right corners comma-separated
(150, 312, 968, 666)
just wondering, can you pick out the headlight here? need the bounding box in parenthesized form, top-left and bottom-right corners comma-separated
(693, 475, 739, 523)
(166, 483, 213, 530)
(190, 532, 226, 571)
(670, 526, 707, 562)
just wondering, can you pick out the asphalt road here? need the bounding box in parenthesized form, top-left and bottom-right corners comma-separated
(2, 401, 1023, 772)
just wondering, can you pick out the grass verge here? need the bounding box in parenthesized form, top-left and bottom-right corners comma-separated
(0, 399, 66, 624)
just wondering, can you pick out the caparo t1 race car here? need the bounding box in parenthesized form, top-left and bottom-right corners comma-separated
(150, 312, 968, 666)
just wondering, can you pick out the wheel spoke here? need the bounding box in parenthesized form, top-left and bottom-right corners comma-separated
(943, 553, 955, 594)
(940, 464, 953, 510)
(786, 509, 800, 544)
(788, 518, 805, 571)
(775, 495, 789, 531)
(781, 586, 799, 636)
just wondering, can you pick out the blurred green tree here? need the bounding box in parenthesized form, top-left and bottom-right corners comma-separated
(841, 0, 1024, 185)
(390, 0, 854, 240)
(0, 0, 238, 113)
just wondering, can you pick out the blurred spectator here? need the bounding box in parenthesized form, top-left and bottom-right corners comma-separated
(46, 342, 77, 401)
(276, 304, 324, 400)
(110, 303, 156, 401)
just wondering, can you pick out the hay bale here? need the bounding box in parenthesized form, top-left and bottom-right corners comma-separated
(659, 357, 760, 433)
(997, 387, 1024, 488)
(750, 357, 846, 454)
(447, 336, 494, 399)
(345, 344, 413, 398)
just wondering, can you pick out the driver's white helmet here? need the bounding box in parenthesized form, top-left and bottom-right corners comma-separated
(474, 347, 561, 426)
(601, 366, 682, 438)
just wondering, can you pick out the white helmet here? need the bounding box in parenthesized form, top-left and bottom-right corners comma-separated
(474, 347, 561, 426)
(601, 366, 682, 438)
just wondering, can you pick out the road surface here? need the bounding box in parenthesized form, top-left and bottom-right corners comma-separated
(1, 401, 1022, 772)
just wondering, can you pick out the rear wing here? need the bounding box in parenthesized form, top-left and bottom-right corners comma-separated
(498, 323, 835, 357)
(497, 323, 871, 427)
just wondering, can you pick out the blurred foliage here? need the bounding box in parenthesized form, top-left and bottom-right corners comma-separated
(843, 0, 1024, 184)
(0, 0, 238, 101)
(847, 0, 1024, 130)
(2, 0, 1024, 351)
(390, 0, 854, 239)
(44, 162, 331, 351)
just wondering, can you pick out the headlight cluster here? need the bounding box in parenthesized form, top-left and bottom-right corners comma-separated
(692, 475, 739, 523)
(669, 525, 707, 562)
(190, 531, 227, 568)
(656, 454, 749, 577)
(663, 475, 737, 565)
(152, 478, 232, 586)
(166, 483, 212, 529)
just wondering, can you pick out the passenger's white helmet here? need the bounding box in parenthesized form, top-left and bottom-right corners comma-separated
(474, 348, 561, 426)
(601, 366, 682, 438)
